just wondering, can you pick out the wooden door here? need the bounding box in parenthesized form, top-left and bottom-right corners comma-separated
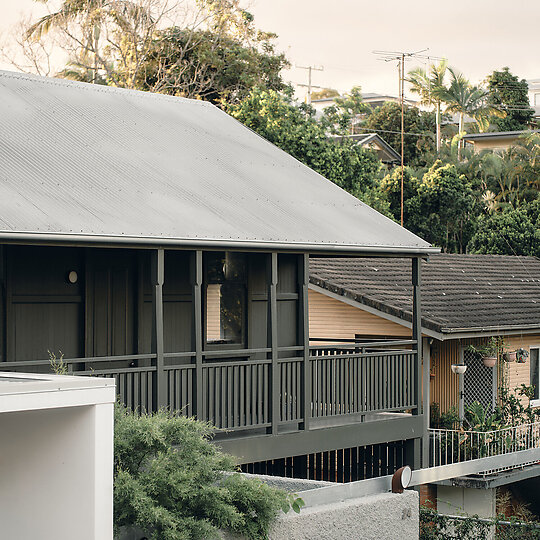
(86, 249, 137, 362)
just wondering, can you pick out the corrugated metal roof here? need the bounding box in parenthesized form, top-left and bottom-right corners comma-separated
(0, 70, 435, 254)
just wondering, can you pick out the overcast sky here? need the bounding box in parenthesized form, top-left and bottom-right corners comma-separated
(1, 0, 539, 99)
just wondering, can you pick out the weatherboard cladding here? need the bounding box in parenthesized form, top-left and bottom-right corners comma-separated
(0, 70, 433, 253)
(309, 254, 540, 334)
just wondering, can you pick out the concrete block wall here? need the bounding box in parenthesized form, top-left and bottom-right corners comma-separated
(267, 491, 419, 540)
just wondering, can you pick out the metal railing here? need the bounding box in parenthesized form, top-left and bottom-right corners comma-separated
(429, 422, 540, 475)
(2, 338, 418, 433)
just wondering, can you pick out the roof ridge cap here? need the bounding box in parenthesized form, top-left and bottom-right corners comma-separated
(0, 69, 215, 109)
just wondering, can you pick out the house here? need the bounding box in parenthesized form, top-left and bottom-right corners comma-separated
(333, 133, 401, 164)
(0, 70, 435, 483)
(311, 92, 417, 114)
(462, 129, 539, 152)
(309, 253, 540, 518)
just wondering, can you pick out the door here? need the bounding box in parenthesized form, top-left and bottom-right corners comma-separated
(86, 249, 138, 363)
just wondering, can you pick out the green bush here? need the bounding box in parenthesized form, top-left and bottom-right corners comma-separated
(114, 404, 293, 540)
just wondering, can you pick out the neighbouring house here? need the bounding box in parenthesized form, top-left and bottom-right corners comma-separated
(311, 92, 417, 115)
(462, 129, 540, 152)
(0, 70, 435, 489)
(333, 133, 401, 165)
(527, 78, 540, 121)
(309, 253, 540, 518)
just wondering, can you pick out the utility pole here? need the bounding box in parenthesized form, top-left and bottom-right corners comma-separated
(373, 49, 442, 227)
(297, 65, 324, 105)
(400, 53, 405, 227)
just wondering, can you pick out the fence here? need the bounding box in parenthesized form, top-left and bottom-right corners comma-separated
(429, 422, 540, 475)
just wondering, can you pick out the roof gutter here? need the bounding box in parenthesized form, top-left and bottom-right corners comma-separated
(0, 231, 439, 256)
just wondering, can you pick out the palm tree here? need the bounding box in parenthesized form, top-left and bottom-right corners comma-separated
(26, 0, 150, 85)
(407, 59, 447, 153)
(434, 68, 504, 158)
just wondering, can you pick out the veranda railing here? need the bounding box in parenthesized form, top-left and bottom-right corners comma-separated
(1, 338, 419, 433)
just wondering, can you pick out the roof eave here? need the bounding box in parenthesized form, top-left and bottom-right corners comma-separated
(0, 231, 439, 255)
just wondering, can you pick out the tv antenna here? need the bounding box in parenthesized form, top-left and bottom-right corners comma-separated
(373, 49, 444, 226)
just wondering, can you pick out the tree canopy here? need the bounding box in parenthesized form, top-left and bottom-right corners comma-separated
(486, 67, 534, 131)
(227, 87, 381, 200)
(364, 102, 436, 166)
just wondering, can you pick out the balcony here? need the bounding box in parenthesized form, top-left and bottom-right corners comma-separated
(1, 339, 418, 436)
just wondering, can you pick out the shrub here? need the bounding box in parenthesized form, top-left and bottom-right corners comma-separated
(114, 404, 292, 540)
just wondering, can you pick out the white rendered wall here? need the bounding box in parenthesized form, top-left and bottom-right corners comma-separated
(0, 403, 113, 540)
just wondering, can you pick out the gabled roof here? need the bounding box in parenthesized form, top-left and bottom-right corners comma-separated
(310, 254, 540, 337)
(0, 70, 434, 254)
(334, 133, 401, 163)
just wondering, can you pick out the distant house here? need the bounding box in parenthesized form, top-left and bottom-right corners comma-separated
(462, 130, 539, 152)
(333, 133, 401, 164)
(311, 92, 416, 115)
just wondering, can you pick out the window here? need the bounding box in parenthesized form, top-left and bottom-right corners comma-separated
(205, 252, 246, 346)
(531, 347, 540, 403)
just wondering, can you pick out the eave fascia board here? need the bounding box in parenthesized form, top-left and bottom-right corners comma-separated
(0, 231, 439, 256)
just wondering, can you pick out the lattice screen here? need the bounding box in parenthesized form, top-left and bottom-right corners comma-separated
(463, 348, 496, 413)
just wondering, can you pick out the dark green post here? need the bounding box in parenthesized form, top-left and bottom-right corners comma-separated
(412, 256, 423, 468)
(192, 250, 203, 419)
(151, 248, 165, 411)
(299, 253, 311, 430)
(268, 252, 279, 435)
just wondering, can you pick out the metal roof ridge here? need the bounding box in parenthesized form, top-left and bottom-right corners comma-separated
(0, 69, 214, 109)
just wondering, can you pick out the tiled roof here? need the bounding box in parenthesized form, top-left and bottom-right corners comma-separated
(309, 254, 540, 335)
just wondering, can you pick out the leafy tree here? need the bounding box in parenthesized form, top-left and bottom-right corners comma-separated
(407, 59, 448, 153)
(486, 67, 534, 131)
(364, 102, 436, 166)
(320, 86, 370, 136)
(468, 200, 540, 257)
(311, 88, 339, 100)
(134, 26, 288, 103)
(228, 88, 381, 199)
(114, 404, 295, 540)
(406, 160, 476, 252)
(19, 0, 288, 102)
(378, 166, 419, 223)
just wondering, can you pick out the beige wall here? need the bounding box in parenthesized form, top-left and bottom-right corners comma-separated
(427, 335, 540, 413)
(503, 335, 540, 403)
(308, 289, 410, 341)
(466, 137, 518, 153)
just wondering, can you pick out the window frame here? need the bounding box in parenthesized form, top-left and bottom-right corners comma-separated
(202, 252, 248, 351)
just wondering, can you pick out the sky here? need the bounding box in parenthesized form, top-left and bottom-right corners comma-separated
(1, 0, 539, 100)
